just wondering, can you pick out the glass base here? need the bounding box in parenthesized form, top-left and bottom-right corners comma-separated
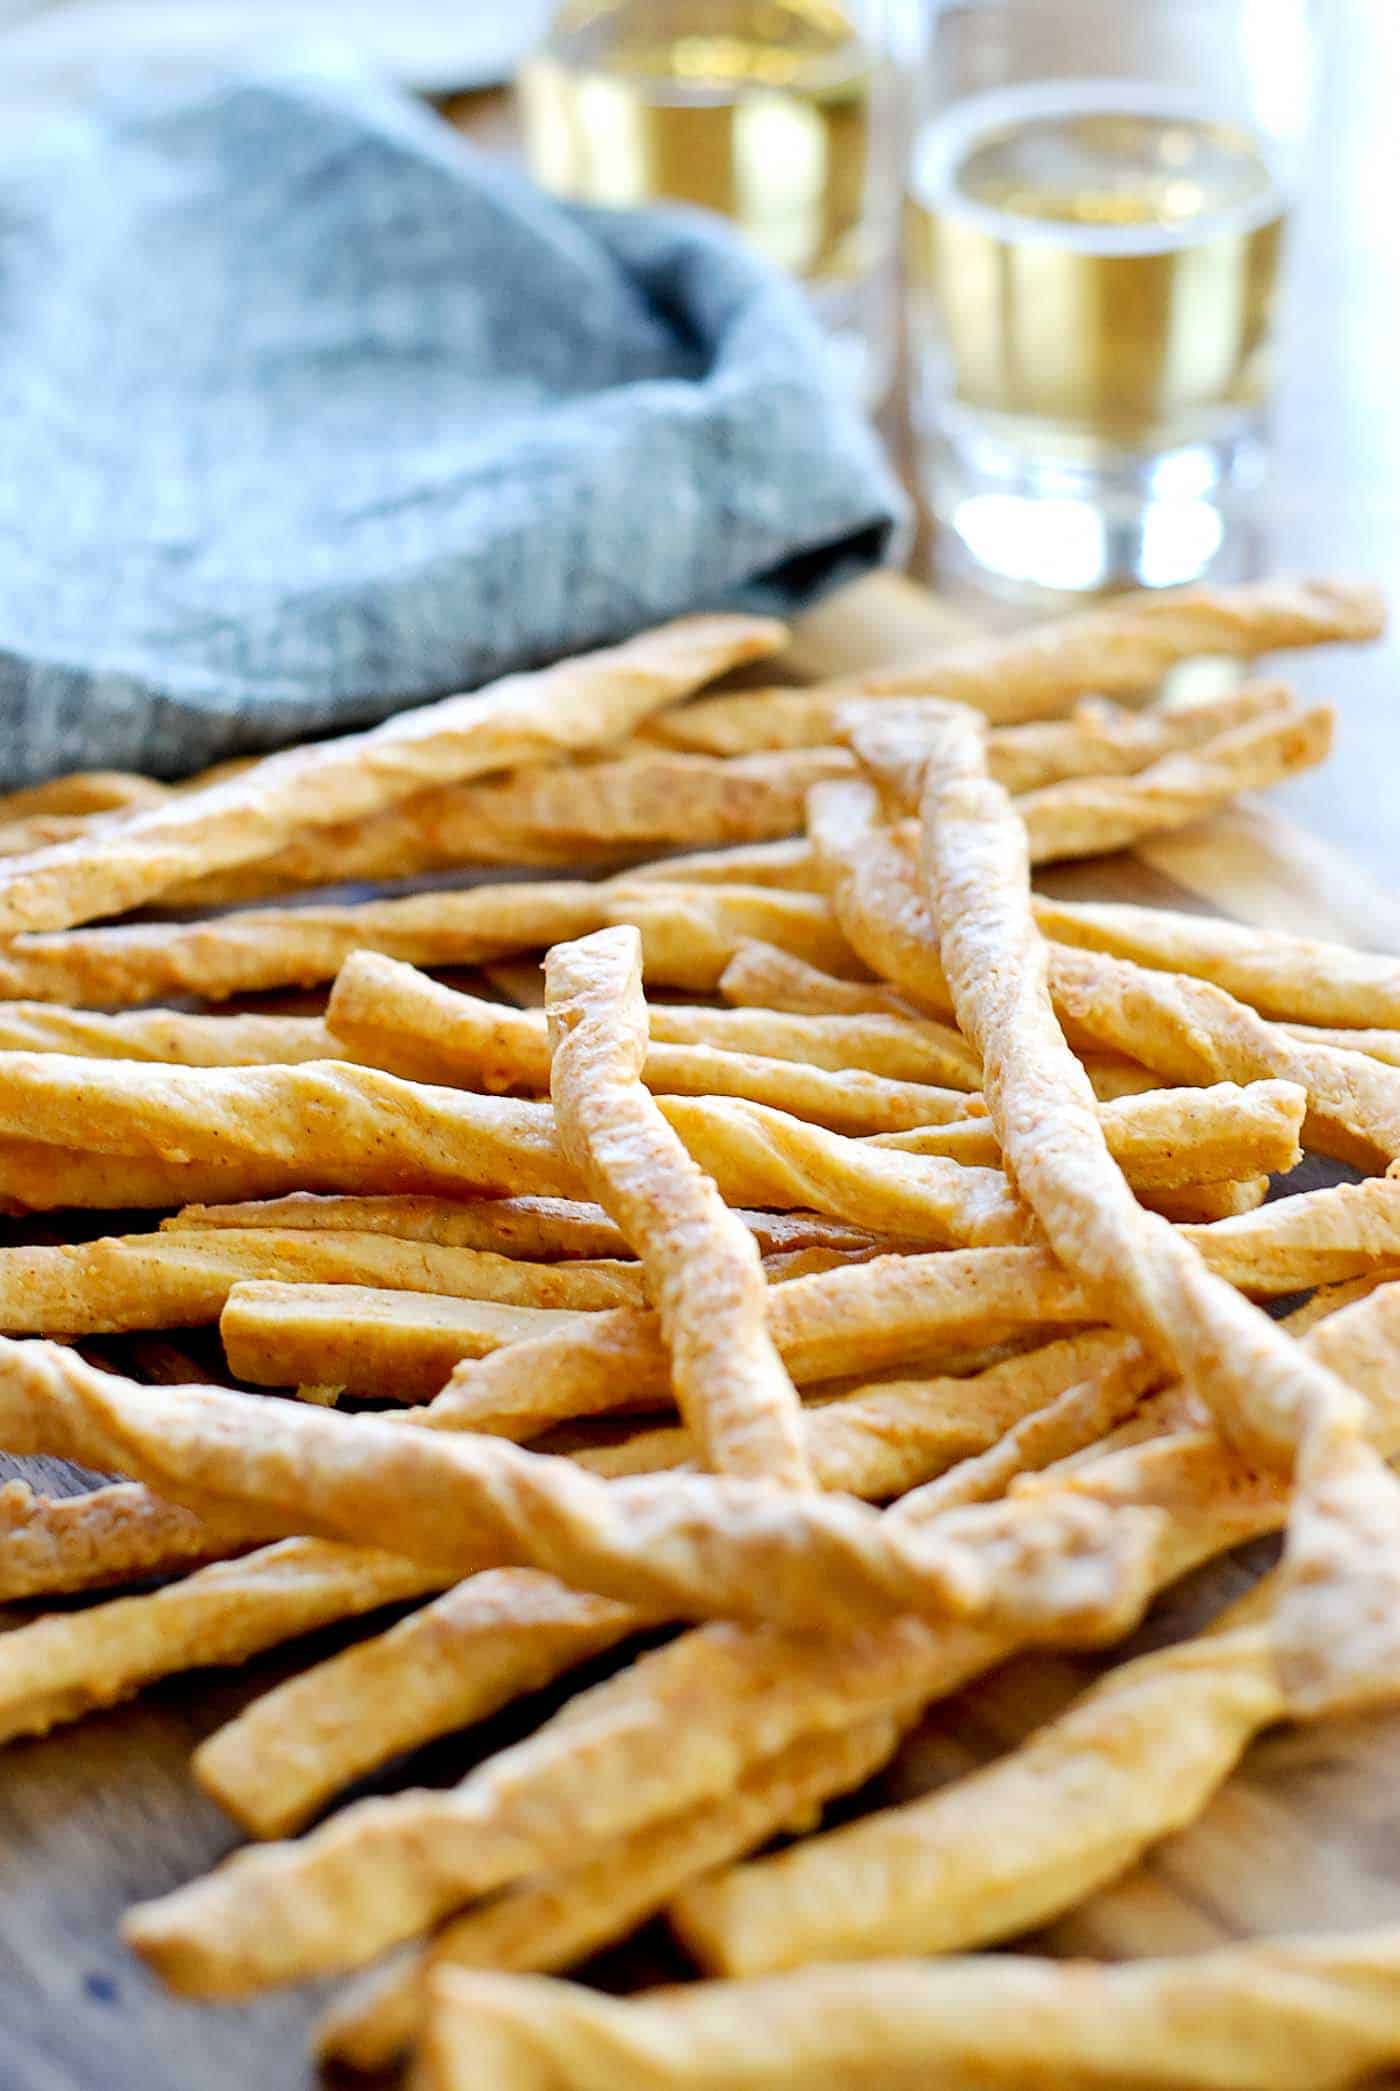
(921, 409, 1267, 596)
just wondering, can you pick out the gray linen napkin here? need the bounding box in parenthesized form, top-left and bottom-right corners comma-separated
(0, 63, 907, 787)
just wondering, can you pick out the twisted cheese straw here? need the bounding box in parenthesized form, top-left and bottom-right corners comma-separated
(0, 879, 851, 1007)
(169, 747, 854, 904)
(0, 613, 786, 936)
(117, 1284, 1400, 2000)
(413, 1931, 1400, 2091)
(0, 1338, 1153, 1642)
(546, 925, 812, 1488)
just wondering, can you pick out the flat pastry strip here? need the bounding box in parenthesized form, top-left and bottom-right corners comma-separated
(0, 1478, 248, 1600)
(0, 614, 786, 937)
(118, 1281, 1400, 2002)
(810, 778, 1400, 1167)
(434, 1176, 1400, 1440)
(167, 1192, 877, 1261)
(0, 879, 852, 1007)
(169, 747, 855, 904)
(315, 1716, 907, 2073)
(193, 1571, 641, 1840)
(0, 1230, 642, 1336)
(546, 926, 812, 1488)
(221, 1284, 587, 1397)
(199, 1329, 1156, 1840)
(329, 949, 982, 1107)
(871, 1078, 1304, 1189)
(0, 1003, 342, 1064)
(0, 1338, 1146, 1644)
(0, 1537, 441, 1744)
(671, 1581, 1292, 1973)
(1017, 702, 1333, 860)
(0, 1055, 1021, 1238)
(411, 1931, 1400, 2091)
(650, 675, 1287, 762)
(1036, 893, 1400, 1027)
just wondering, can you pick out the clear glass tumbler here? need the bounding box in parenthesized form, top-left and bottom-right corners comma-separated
(518, 1, 897, 405)
(906, 0, 1313, 593)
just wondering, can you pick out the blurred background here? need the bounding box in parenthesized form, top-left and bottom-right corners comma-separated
(1, 0, 1395, 861)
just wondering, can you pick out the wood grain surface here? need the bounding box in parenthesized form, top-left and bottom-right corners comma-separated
(3, 569, 1399, 2088)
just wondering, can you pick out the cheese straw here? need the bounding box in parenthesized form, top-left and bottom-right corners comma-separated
(433, 1176, 1400, 1441)
(810, 777, 1400, 1166)
(650, 673, 1287, 763)
(170, 747, 854, 904)
(0, 770, 168, 821)
(671, 1580, 1290, 1972)
(652, 576, 1384, 743)
(872, 1078, 1303, 1189)
(122, 1279, 1400, 2006)
(316, 1715, 907, 2073)
(0, 1230, 642, 1336)
(0, 1054, 1030, 1239)
(0, 1003, 340, 1064)
(0, 1339, 1154, 1643)
(0, 1478, 244, 1600)
(166, 1192, 875, 1261)
(0, 1539, 439, 1746)
(546, 926, 811, 1488)
(413, 1930, 1400, 2091)
(1036, 894, 1400, 1028)
(0, 613, 786, 937)
(0, 879, 852, 1008)
(328, 950, 982, 1115)
(220, 1284, 584, 1398)
(865, 699, 1400, 1711)
(197, 1329, 1157, 1842)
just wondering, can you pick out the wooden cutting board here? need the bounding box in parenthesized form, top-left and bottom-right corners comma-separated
(3, 572, 1399, 2091)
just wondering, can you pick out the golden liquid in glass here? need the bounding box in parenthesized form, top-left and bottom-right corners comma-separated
(518, 0, 874, 281)
(905, 85, 1287, 455)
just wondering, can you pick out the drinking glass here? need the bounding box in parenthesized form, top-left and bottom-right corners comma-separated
(518, 1, 897, 404)
(906, 0, 1313, 593)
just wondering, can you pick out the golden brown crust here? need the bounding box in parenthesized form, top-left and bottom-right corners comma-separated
(167, 1191, 876, 1261)
(0, 615, 786, 936)
(315, 1716, 904, 2072)
(0, 1537, 437, 1745)
(0, 1478, 238, 1599)
(546, 926, 811, 1488)
(871, 1078, 1304, 1189)
(0, 1229, 643, 1336)
(0, 879, 852, 1007)
(433, 1180, 1400, 1443)
(413, 1931, 1400, 2091)
(0, 1338, 1149, 1646)
(194, 1570, 635, 1839)
(649, 673, 1291, 763)
(329, 950, 980, 1128)
(0, 1003, 339, 1063)
(221, 1284, 584, 1397)
(670, 1598, 1283, 1974)
(169, 747, 852, 904)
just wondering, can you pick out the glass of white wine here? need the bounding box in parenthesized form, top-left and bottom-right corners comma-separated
(517, 1, 896, 405)
(906, 0, 1313, 593)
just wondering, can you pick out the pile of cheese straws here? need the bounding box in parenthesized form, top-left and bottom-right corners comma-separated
(2, 586, 1400, 2085)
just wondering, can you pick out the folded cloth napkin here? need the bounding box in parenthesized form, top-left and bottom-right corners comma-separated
(0, 63, 907, 788)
